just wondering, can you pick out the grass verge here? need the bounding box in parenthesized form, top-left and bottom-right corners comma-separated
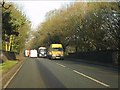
(0, 61, 18, 74)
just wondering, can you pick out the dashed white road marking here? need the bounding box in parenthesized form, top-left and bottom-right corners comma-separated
(73, 70, 110, 87)
(39, 59, 110, 87)
(56, 63, 66, 68)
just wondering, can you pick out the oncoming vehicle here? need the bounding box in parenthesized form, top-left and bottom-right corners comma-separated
(24, 50, 30, 57)
(48, 44, 64, 60)
(38, 47, 47, 58)
(29, 49, 38, 58)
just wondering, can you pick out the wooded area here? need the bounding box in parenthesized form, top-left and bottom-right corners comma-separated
(1, 1, 120, 64)
(28, 2, 119, 65)
(2, 1, 31, 53)
(30, 2, 120, 53)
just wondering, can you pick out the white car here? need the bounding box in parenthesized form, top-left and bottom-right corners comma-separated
(38, 47, 47, 58)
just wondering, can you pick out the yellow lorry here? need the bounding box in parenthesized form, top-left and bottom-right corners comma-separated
(48, 44, 64, 60)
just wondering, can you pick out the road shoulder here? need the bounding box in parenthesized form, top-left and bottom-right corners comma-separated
(65, 57, 119, 72)
(1, 59, 25, 89)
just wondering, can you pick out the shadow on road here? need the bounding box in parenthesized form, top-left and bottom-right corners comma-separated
(36, 60, 66, 88)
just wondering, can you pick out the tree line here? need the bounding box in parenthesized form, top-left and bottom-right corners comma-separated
(2, 1, 31, 53)
(30, 2, 120, 54)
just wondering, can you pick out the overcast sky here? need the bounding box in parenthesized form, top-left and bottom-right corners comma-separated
(11, 1, 73, 30)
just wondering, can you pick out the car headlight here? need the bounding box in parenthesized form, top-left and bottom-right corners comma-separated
(61, 54, 63, 56)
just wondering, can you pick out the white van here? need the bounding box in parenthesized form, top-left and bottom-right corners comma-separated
(30, 49, 38, 58)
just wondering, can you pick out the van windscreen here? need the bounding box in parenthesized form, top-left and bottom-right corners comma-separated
(52, 48, 63, 51)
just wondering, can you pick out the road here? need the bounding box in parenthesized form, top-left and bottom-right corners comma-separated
(7, 58, 118, 88)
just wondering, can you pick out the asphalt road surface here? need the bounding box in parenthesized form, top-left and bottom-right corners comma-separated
(7, 58, 118, 88)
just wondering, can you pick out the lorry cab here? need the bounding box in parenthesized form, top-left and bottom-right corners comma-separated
(48, 44, 64, 60)
(24, 50, 30, 57)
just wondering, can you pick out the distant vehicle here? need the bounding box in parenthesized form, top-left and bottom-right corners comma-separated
(29, 49, 38, 58)
(38, 47, 47, 58)
(24, 50, 30, 57)
(48, 44, 64, 60)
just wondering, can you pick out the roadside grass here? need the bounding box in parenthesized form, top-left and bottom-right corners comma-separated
(0, 61, 18, 73)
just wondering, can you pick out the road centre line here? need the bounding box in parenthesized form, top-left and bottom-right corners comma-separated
(73, 70, 110, 87)
(56, 63, 66, 68)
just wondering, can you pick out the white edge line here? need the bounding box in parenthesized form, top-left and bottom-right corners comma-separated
(56, 63, 66, 68)
(73, 70, 110, 87)
(3, 61, 24, 88)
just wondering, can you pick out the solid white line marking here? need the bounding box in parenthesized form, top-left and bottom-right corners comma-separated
(56, 63, 66, 68)
(73, 70, 110, 87)
(3, 61, 24, 88)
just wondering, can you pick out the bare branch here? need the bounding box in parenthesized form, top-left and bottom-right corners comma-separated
(1, 0, 12, 9)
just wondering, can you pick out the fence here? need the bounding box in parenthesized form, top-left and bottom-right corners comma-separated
(67, 50, 119, 65)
